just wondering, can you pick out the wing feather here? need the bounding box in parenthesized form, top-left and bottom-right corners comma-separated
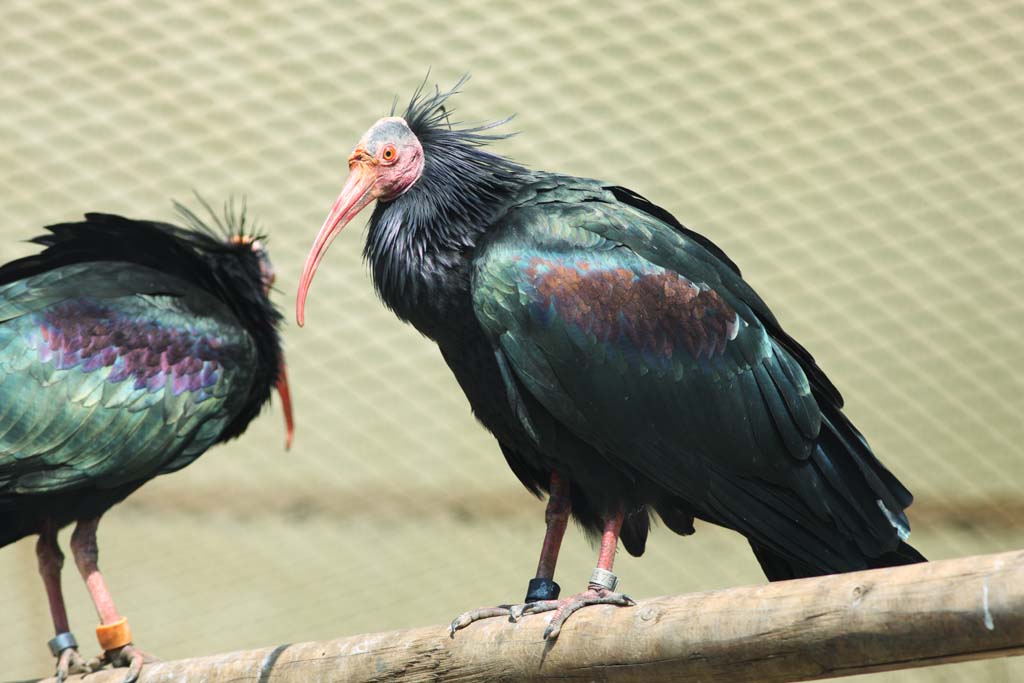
(0, 262, 256, 495)
(473, 178, 912, 570)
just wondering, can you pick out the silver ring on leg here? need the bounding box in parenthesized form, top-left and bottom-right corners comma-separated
(589, 567, 619, 591)
(48, 632, 78, 657)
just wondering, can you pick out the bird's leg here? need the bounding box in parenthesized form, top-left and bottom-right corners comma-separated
(520, 509, 636, 640)
(37, 521, 90, 682)
(70, 517, 155, 683)
(512, 472, 571, 614)
(449, 473, 572, 635)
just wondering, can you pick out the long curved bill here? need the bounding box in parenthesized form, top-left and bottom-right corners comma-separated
(296, 163, 377, 326)
(276, 359, 294, 450)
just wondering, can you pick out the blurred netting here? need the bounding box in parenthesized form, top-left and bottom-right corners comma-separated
(1, 1, 1023, 680)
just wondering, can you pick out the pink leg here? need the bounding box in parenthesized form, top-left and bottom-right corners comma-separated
(69, 517, 122, 624)
(37, 521, 71, 635)
(595, 509, 624, 572)
(522, 509, 635, 640)
(70, 517, 154, 683)
(534, 472, 571, 582)
(37, 521, 90, 682)
(449, 473, 573, 635)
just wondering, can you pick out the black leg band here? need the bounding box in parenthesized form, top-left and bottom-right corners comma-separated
(525, 577, 561, 602)
(48, 631, 78, 657)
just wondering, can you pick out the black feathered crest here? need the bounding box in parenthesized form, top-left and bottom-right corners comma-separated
(173, 192, 267, 247)
(0, 197, 278, 328)
(395, 74, 516, 148)
(364, 75, 530, 315)
(173, 193, 277, 294)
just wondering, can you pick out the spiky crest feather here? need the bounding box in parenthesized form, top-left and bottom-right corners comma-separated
(173, 192, 268, 247)
(365, 76, 529, 320)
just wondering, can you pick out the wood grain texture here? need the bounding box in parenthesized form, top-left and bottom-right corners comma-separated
(34, 549, 1024, 683)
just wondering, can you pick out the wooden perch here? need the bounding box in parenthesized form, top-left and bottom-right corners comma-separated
(40, 549, 1024, 683)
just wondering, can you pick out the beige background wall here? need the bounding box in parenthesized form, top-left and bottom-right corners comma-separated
(1, 1, 1022, 680)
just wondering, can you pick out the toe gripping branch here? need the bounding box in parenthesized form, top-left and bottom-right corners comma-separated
(525, 577, 561, 602)
(48, 632, 78, 657)
(96, 617, 132, 652)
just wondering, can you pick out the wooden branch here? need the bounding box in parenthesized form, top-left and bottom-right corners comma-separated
(39, 549, 1024, 683)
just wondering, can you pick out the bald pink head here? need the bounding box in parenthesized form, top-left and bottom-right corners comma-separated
(296, 117, 425, 326)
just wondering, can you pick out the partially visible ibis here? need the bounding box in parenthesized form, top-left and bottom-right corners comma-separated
(297, 77, 923, 640)
(0, 199, 292, 681)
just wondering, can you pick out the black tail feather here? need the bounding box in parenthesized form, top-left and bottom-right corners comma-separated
(620, 508, 650, 557)
(868, 540, 927, 570)
(751, 539, 926, 582)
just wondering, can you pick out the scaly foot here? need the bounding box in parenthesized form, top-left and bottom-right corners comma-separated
(521, 586, 635, 639)
(449, 576, 564, 636)
(87, 644, 158, 683)
(54, 646, 91, 683)
(448, 586, 634, 640)
(448, 604, 519, 636)
(48, 632, 91, 683)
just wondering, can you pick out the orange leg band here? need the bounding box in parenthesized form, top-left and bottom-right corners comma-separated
(95, 617, 132, 651)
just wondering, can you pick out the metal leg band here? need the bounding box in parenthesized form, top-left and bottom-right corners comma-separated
(525, 577, 561, 602)
(589, 567, 619, 591)
(48, 632, 78, 657)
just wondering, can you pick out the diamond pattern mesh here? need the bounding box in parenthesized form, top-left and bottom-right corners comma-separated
(1, 1, 1022, 680)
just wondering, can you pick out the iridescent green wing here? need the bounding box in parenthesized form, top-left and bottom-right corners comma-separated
(0, 261, 256, 495)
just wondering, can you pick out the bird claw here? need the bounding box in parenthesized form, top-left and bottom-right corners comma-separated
(508, 602, 532, 620)
(55, 647, 92, 683)
(533, 587, 636, 640)
(448, 605, 518, 637)
(87, 644, 158, 683)
(448, 588, 634, 639)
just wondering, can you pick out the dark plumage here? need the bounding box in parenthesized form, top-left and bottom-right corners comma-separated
(1, 202, 291, 681)
(297, 78, 923, 638)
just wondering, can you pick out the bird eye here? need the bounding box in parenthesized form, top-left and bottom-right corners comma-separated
(381, 144, 397, 164)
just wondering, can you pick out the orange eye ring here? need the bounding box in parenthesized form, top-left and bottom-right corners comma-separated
(381, 144, 398, 164)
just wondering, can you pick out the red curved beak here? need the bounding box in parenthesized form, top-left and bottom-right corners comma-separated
(296, 162, 378, 327)
(276, 359, 294, 450)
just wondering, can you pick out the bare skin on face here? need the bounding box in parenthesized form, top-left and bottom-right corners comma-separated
(301, 110, 638, 641)
(296, 117, 425, 326)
